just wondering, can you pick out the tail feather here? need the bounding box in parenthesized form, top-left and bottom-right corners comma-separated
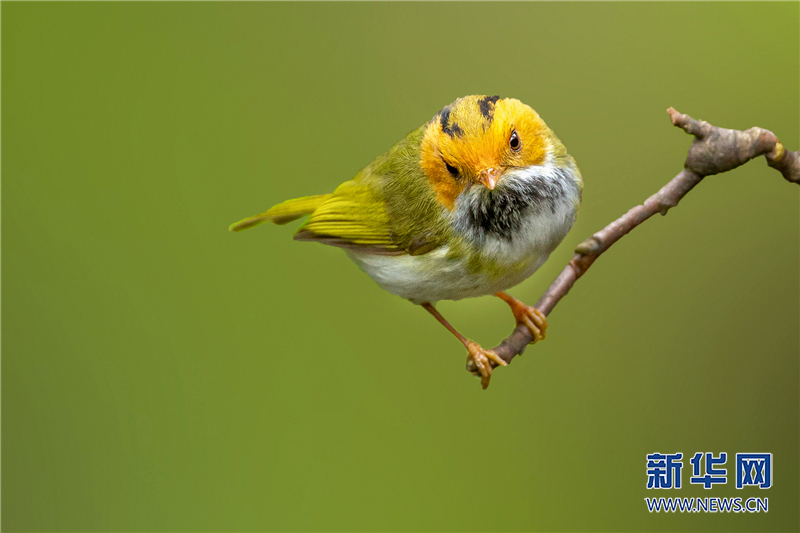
(229, 194, 332, 232)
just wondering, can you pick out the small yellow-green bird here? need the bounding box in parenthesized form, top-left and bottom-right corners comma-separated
(230, 95, 582, 388)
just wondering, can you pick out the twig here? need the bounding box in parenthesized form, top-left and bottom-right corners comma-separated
(473, 108, 799, 374)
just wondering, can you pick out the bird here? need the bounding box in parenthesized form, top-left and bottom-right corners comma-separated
(230, 95, 582, 388)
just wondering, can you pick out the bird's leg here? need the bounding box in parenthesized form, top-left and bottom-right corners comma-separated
(494, 291, 548, 344)
(421, 302, 506, 389)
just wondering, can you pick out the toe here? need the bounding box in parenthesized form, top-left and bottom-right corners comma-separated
(464, 342, 499, 389)
(521, 314, 542, 343)
(523, 308, 548, 342)
(532, 308, 548, 338)
(484, 349, 508, 367)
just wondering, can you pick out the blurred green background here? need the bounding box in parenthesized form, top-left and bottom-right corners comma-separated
(2, 2, 798, 531)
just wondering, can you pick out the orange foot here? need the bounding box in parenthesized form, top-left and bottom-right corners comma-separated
(495, 291, 548, 344)
(464, 340, 507, 389)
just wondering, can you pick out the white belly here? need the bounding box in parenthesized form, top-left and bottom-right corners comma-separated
(346, 246, 551, 304)
(345, 201, 574, 304)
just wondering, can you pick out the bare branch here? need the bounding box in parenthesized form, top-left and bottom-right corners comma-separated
(766, 141, 800, 184)
(472, 108, 799, 375)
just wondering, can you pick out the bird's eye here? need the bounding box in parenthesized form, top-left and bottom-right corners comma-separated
(444, 160, 459, 178)
(509, 130, 521, 152)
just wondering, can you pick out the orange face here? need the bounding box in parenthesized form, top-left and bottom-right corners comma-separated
(420, 96, 550, 210)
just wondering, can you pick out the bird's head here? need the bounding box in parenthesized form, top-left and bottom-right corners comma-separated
(420, 95, 563, 210)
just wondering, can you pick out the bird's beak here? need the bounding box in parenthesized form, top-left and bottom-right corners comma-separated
(478, 167, 501, 190)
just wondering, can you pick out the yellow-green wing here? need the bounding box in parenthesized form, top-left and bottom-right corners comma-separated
(293, 178, 404, 255)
